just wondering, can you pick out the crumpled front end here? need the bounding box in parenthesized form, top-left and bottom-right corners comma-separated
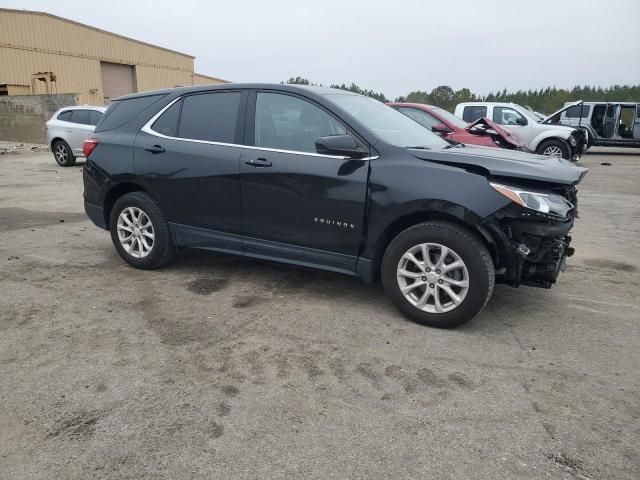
(569, 129, 587, 160)
(483, 183, 579, 288)
(466, 117, 530, 152)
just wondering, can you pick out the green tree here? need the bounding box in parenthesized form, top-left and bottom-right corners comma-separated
(283, 78, 640, 115)
(329, 82, 388, 102)
(281, 77, 388, 102)
(284, 76, 313, 85)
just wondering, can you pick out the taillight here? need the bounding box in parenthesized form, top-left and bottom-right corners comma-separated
(83, 138, 99, 158)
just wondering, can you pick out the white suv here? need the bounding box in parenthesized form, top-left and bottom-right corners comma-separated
(46, 106, 106, 166)
(454, 102, 585, 161)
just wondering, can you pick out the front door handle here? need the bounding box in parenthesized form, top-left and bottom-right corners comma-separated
(245, 158, 272, 168)
(144, 144, 165, 153)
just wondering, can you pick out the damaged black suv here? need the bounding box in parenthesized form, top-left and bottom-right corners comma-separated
(83, 84, 587, 328)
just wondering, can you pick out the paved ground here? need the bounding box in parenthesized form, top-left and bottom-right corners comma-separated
(1, 147, 639, 479)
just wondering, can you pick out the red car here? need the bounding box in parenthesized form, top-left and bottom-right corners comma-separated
(388, 102, 527, 151)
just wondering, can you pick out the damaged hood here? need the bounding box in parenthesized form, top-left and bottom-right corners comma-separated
(465, 117, 527, 149)
(409, 145, 588, 185)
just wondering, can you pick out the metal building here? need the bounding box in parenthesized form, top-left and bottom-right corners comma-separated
(0, 8, 227, 104)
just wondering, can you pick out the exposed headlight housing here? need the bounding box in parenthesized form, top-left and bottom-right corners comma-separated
(568, 135, 577, 146)
(490, 182, 574, 218)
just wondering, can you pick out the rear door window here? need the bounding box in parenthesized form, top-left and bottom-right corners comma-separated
(462, 106, 487, 122)
(178, 92, 241, 143)
(70, 109, 91, 125)
(397, 107, 442, 129)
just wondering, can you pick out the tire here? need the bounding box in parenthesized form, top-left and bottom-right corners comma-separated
(536, 138, 570, 160)
(52, 140, 76, 167)
(381, 221, 494, 329)
(109, 192, 176, 269)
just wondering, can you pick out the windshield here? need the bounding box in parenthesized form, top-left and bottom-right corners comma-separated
(328, 95, 449, 149)
(430, 106, 469, 129)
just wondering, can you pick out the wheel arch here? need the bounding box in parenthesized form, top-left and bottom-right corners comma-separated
(50, 137, 67, 149)
(530, 132, 570, 151)
(367, 209, 497, 282)
(103, 182, 152, 229)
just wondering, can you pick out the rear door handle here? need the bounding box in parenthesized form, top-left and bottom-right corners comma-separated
(244, 158, 272, 168)
(144, 144, 165, 153)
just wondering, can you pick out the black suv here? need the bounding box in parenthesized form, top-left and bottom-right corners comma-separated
(83, 84, 587, 328)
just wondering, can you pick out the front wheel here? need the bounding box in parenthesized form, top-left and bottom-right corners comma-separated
(109, 192, 176, 269)
(536, 139, 570, 160)
(381, 222, 495, 328)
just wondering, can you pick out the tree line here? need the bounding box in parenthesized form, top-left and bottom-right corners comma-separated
(284, 77, 640, 114)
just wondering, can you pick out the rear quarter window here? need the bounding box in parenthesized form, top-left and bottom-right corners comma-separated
(89, 110, 103, 126)
(462, 106, 487, 122)
(57, 110, 73, 122)
(96, 94, 165, 132)
(151, 100, 181, 137)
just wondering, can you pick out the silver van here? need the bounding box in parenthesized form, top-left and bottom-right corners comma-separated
(46, 106, 106, 166)
(544, 101, 640, 148)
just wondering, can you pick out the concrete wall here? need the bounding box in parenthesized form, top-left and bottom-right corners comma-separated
(0, 94, 79, 144)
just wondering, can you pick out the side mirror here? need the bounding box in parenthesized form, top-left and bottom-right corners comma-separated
(515, 116, 527, 126)
(431, 123, 452, 135)
(315, 135, 367, 158)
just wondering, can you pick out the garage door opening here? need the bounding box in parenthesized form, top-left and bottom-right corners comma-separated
(100, 62, 136, 104)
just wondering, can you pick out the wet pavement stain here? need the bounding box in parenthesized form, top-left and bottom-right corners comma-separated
(583, 258, 637, 272)
(186, 278, 228, 295)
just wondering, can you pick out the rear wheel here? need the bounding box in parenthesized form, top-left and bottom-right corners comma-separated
(536, 138, 570, 160)
(109, 192, 176, 269)
(52, 140, 76, 167)
(381, 221, 494, 328)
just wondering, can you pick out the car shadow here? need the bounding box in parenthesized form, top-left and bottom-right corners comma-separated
(160, 248, 542, 332)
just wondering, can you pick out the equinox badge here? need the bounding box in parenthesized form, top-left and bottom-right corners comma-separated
(314, 217, 356, 229)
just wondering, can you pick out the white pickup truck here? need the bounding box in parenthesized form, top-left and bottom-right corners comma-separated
(454, 102, 586, 161)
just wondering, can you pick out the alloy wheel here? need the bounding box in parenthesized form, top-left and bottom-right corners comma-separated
(117, 207, 155, 258)
(543, 145, 563, 157)
(55, 144, 68, 163)
(396, 243, 469, 313)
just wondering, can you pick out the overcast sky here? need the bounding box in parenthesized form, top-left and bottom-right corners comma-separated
(3, 0, 640, 99)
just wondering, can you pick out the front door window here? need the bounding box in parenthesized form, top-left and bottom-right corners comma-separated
(255, 93, 346, 154)
(493, 107, 526, 126)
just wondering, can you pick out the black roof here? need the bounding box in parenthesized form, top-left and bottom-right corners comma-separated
(116, 83, 360, 102)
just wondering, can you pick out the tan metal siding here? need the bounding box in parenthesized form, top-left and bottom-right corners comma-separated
(0, 10, 193, 71)
(135, 65, 193, 91)
(0, 46, 104, 104)
(0, 9, 201, 103)
(193, 73, 228, 86)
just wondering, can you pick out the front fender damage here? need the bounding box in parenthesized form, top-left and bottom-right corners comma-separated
(483, 202, 576, 289)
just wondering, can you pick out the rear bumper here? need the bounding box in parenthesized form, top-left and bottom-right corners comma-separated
(84, 201, 107, 230)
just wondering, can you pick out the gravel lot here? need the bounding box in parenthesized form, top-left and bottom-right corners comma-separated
(1, 147, 639, 479)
